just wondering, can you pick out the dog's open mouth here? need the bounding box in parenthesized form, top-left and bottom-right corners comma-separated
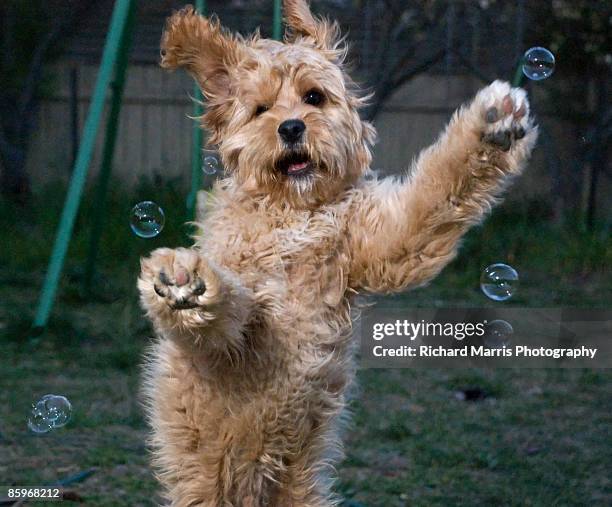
(276, 151, 313, 177)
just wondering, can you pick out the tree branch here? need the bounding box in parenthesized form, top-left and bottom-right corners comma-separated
(365, 48, 446, 121)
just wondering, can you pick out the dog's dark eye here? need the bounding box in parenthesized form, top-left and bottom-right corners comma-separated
(304, 89, 325, 107)
(255, 105, 269, 117)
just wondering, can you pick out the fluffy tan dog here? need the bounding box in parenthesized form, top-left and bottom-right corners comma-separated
(138, 1, 537, 505)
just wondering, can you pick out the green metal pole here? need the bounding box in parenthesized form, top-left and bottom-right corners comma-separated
(83, 1, 136, 291)
(186, 0, 206, 221)
(32, 0, 135, 331)
(273, 0, 282, 41)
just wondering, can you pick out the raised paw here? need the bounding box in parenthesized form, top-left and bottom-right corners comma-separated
(476, 80, 535, 152)
(139, 247, 221, 311)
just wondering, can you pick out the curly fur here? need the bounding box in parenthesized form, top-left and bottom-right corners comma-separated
(139, 2, 538, 505)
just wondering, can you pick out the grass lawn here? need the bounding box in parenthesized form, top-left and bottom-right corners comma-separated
(0, 182, 610, 506)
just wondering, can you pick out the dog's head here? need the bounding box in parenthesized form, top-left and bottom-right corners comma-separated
(161, 0, 376, 208)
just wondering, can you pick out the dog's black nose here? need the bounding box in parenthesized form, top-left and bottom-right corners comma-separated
(278, 119, 305, 143)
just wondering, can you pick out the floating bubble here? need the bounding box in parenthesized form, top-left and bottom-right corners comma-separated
(27, 394, 72, 434)
(522, 47, 555, 81)
(41, 394, 72, 427)
(480, 263, 519, 301)
(483, 320, 513, 348)
(202, 153, 220, 175)
(130, 201, 165, 238)
(28, 405, 53, 434)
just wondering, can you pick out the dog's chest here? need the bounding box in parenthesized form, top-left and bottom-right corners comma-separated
(205, 205, 350, 306)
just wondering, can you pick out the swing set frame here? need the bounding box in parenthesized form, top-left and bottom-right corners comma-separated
(32, 0, 283, 333)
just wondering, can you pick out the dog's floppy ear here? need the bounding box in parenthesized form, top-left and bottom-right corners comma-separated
(283, 0, 343, 56)
(160, 6, 244, 101)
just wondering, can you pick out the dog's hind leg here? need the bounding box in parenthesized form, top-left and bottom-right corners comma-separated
(142, 335, 234, 507)
(139, 247, 279, 505)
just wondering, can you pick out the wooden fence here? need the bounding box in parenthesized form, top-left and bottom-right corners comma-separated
(26, 61, 608, 220)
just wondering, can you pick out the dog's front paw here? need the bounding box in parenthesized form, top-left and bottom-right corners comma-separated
(474, 80, 536, 154)
(139, 247, 222, 312)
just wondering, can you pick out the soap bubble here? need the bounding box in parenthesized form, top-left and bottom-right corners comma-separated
(28, 405, 53, 434)
(522, 47, 555, 81)
(41, 394, 72, 427)
(483, 320, 513, 348)
(27, 394, 72, 434)
(480, 263, 519, 301)
(130, 201, 165, 238)
(202, 151, 220, 175)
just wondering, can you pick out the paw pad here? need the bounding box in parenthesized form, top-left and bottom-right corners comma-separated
(477, 81, 533, 152)
(141, 248, 212, 311)
(482, 130, 512, 152)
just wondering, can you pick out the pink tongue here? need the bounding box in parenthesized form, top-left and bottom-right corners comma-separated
(288, 161, 308, 173)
